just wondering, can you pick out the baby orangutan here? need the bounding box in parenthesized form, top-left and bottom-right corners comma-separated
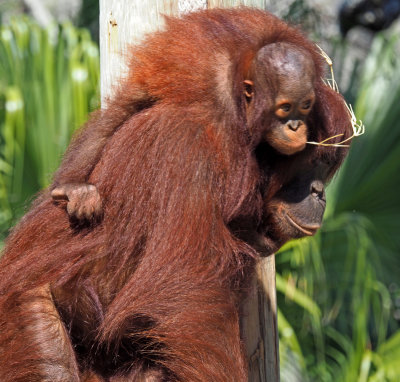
(51, 42, 317, 221)
(244, 42, 316, 155)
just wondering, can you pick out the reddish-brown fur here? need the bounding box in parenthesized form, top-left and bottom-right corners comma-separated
(0, 8, 352, 381)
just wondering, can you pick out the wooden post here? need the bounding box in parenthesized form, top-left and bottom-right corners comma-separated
(240, 256, 280, 381)
(99, 0, 180, 105)
(99, 1, 279, 381)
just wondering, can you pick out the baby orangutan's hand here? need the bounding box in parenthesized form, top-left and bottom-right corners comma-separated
(51, 183, 102, 222)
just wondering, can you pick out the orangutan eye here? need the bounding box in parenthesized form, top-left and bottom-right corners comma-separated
(280, 103, 291, 112)
(302, 100, 312, 110)
(275, 102, 292, 118)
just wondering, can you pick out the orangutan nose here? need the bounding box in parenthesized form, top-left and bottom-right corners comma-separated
(310, 180, 325, 202)
(287, 120, 302, 131)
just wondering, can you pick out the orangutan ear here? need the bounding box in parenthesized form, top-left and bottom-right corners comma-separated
(243, 80, 254, 103)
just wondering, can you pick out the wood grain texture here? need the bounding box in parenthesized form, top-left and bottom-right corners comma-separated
(241, 256, 280, 381)
(99, 0, 178, 104)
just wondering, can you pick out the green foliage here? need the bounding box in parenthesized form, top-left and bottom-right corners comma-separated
(76, 0, 100, 43)
(281, 0, 322, 38)
(278, 32, 400, 381)
(0, 17, 99, 239)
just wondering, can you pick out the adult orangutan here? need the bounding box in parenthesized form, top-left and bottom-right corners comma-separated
(0, 7, 352, 382)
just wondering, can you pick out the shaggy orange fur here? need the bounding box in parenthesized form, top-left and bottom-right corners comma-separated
(0, 8, 351, 381)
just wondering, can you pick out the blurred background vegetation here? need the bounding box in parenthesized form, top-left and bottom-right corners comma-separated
(0, 0, 399, 381)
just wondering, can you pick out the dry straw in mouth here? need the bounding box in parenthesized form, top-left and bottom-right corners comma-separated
(306, 45, 365, 148)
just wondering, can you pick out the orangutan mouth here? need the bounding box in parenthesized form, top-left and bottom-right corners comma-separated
(285, 213, 320, 236)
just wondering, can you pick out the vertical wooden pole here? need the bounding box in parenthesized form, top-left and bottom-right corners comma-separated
(99, 0, 178, 104)
(240, 256, 280, 381)
(99, 1, 279, 381)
